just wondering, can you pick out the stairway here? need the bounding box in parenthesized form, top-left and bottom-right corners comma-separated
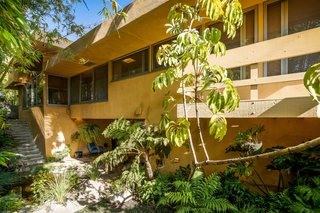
(6, 119, 45, 170)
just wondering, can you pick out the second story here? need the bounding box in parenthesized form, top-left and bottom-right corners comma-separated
(15, 0, 320, 121)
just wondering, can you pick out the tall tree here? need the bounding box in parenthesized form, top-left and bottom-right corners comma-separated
(152, 0, 243, 164)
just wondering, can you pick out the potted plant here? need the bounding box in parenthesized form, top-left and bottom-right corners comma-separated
(71, 123, 102, 158)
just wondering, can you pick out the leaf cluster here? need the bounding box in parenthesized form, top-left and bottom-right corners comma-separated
(153, 0, 243, 147)
(158, 169, 237, 212)
(95, 119, 171, 192)
(71, 123, 102, 144)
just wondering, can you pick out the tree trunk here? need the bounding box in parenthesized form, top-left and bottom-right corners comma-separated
(143, 153, 154, 180)
(196, 137, 320, 166)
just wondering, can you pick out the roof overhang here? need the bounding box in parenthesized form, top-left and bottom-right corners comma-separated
(44, 0, 177, 77)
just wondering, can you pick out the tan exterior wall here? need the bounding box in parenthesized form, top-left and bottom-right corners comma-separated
(20, 107, 46, 156)
(70, 70, 178, 124)
(177, 118, 320, 187)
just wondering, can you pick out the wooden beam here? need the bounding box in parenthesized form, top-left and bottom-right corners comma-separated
(177, 97, 318, 118)
(207, 28, 320, 69)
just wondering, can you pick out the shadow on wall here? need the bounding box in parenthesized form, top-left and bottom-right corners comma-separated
(44, 109, 79, 157)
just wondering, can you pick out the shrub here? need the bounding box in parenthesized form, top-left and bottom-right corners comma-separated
(0, 194, 25, 212)
(85, 164, 101, 181)
(31, 167, 79, 204)
(158, 169, 237, 212)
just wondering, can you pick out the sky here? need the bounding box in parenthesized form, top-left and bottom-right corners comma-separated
(67, 0, 132, 41)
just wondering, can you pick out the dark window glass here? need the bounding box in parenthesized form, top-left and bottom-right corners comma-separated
(112, 49, 149, 80)
(288, 0, 320, 34)
(228, 66, 251, 80)
(266, 60, 281, 76)
(266, 1, 282, 39)
(244, 10, 255, 45)
(152, 37, 176, 70)
(81, 71, 93, 102)
(288, 53, 320, 74)
(71, 75, 80, 104)
(48, 75, 68, 105)
(94, 65, 108, 101)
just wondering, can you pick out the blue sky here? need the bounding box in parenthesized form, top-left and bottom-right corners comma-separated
(68, 0, 132, 41)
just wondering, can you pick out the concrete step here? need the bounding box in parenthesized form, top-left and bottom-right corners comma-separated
(5, 119, 45, 170)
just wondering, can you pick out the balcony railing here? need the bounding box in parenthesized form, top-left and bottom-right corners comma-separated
(177, 28, 320, 118)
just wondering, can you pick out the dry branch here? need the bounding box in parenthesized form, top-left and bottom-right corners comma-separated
(196, 136, 320, 166)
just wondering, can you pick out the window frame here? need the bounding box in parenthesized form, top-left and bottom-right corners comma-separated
(69, 64, 108, 105)
(263, 0, 288, 76)
(47, 74, 69, 106)
(111, 47, 150, 81)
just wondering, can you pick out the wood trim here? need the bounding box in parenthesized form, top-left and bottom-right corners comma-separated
(179, 72, 305, 93)
(206, 28, 320, 69)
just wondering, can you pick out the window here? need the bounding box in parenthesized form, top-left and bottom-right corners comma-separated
(48, 75, 68, 105)
(152, 37, 176, 71)
(22, 74, 44, 108)
(288, 0, 320, 34)
(112, 48, 149, 80)
(228, 66, 251, 81)
(81, 70, 93, 102)
(288, 52, 320, 74)
(208, 9, 256, 80)
(70, 75, 80, 104)
(264, 0, 320, 76)
(94, 65, 108, 101)
(70, 64, 108, 104)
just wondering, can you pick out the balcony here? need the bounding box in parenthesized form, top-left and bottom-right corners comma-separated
(178, 28, 320, 118)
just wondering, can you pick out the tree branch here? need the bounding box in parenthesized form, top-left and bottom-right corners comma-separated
(196, 137, 320, 166)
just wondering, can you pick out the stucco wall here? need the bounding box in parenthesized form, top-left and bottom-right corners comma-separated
(20, 107, 46, 156)
(181, 118, 320, 187)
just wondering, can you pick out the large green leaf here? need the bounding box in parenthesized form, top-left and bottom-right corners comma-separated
(304, 63, 320, 103)
(165, 119, 190, 147)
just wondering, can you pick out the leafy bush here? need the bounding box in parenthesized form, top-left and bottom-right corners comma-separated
(158, 169, 237, 212)
(85, 164, 101, 181)
(47, 172, 76, 203)
(52, 145, 71, 161)
(31, 167, 79, 204)
(0, 172, 23, 195)
(0, 194, 25, 212)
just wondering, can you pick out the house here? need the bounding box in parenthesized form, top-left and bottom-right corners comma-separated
(5, 0, 320, 186)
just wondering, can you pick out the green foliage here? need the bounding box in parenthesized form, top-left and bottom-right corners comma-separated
(304, 63, 320, 103)
(31, 167, 79, 204)
(153, 0, 243, 148)
(31, 169, 53, 204)
(95, 119, 171, 191)
(72, 123, 102, 144)
(0, 172, 22, 195)
(85, 164, 101, 181)
(0, 115, 16, 167)
(158, 170, 237, 212)
(0, 194, 25, 212)
(226, 125, 264, 154)
(165, 119, 190, 147)
(47, 172, 78, 203)
(52, 145, 71, 161)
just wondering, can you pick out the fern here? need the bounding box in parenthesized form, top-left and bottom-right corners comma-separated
(158, 170, 237, 212)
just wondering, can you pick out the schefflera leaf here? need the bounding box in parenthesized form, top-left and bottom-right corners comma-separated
(304, 63, 320, 103)
(165, 118, 190, 147)
(209, 115, 227, 141)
